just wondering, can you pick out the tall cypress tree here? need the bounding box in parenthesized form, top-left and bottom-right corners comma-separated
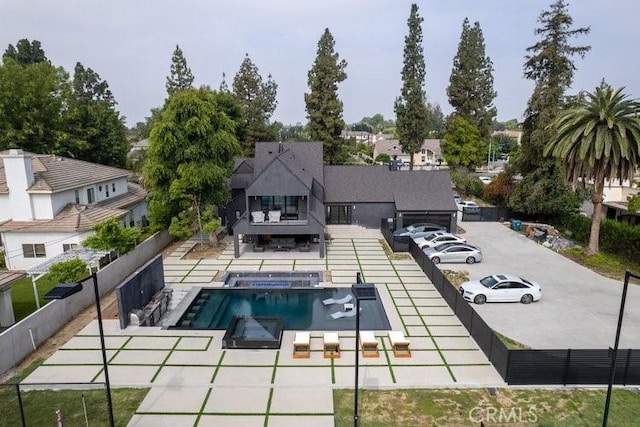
(509, 0, 590, 216)
(165, 45, 194, 96)
(305, 28, 348, 165)
(394, 3, 429, 171)
(3, 39, 48, 65)
(447, 18, 496, 140)
(232, 54, 278, 156)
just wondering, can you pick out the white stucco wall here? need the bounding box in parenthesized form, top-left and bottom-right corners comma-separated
(31, 193, 54, 219)
(2, 152, 35, 221)
(1, 231, 92, 271)
(0, 194, 10, 221)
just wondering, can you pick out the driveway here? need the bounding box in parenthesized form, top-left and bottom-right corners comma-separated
(446, 221, 640, 349)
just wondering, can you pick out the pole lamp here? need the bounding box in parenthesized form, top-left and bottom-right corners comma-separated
(44, 271, 115, 427)
(351, 282, 377, 427)
(602, 270, 640, 427)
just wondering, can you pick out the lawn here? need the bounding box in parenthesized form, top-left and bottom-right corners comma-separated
(10, 275, 60, 322)
(334, 388, 640, 426)
(562, 247, 640, 282)
(0, 385, 148, 427)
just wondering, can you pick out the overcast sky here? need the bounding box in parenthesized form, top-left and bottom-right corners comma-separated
(2, 0, 639, 128)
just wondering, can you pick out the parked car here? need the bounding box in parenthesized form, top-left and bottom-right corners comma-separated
(423, 243, 482, 264)
(393, 223, 446, 241)
(414, 233, 466, 249)
(459, 274, 542, 304)
(457, 200, 479, 212)
(453, 194, 462, 204)
(478, 176, 493, 185)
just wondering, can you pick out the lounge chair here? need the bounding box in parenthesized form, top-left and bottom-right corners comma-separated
(323, 332, 340, 358)
(359, 331, 379, 358)
(293, 332, 311, 359)
(388, 331, 411, 357)
(330, 308, 360, 319)
(322, 294, 353, 306)
(268, 210, 281, 223)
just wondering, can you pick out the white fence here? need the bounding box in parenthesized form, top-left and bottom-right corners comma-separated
(0, 230, 173, 377)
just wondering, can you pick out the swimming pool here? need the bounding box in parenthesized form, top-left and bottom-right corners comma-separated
(171, 287, 391, 331)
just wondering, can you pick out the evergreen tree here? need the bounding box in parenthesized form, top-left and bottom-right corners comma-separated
(305, 28, 348, 165)
(509, 0, 590, 217)
(142, 88, 241, 235)
(394, 3, 429, 171)
(165, 45, 194, 96)
(447, 18, 497, 140)
(0, 57, 66, 153)
(232, 54, 278, 156)
(441, 116, 485, 170)
(63, 62, 128, 167)
(219, 72, 229, 92)
(3, 39, 48, 65)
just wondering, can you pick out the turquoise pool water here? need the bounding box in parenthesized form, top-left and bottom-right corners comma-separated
(174, 287, 391, 331)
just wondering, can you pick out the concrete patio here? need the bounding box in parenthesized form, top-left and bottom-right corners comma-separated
(22, 226, 504, 426)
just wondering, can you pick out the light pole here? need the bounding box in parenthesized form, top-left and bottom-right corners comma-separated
(45, 271, 115, 427)
(602, 270, 639, 427)
(351, 282, 377, 427)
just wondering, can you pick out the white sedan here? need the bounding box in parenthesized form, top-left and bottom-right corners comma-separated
(459, 274, 542, 305)
(414, 233, 466, 248)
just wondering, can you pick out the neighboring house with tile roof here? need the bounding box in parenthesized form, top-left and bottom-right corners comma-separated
(373, 139, 444, 168)
(224, 142, 457, 258)
(0, 149, 147, 270)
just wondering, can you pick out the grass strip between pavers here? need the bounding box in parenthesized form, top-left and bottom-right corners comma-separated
(380, 338, 396, 383)
(351, 239, 366, 283)
(180, 259, 202, 283)
(270, 351, 279, 384)
(149, 337, 184, 383)
(210, 351, 226, 383)
(264, 387, 274, 427)
(193, 386, 213, 427)
(389, 260, 458, 383)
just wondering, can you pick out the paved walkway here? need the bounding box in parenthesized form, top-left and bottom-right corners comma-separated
(22, 227, 504, 426)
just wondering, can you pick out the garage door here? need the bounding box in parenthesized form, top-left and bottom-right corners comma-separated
(401, 213, 453, 232)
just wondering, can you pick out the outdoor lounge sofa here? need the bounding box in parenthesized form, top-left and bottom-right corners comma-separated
(388, 331, 411, 357)
(293, 332, 311, 359)
(251, 211, 265, 223)
(359, 331, 379, 358)
(323, 332, 340, 358)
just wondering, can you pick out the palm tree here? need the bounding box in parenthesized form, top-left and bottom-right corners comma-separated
(545, 83, 640, 254)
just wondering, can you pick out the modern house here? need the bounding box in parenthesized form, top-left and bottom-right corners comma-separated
(0, 150, 147, 271)
(225, 142, 457, 258)
(581, 175, 640, 225)
(373, 139, 443, 168)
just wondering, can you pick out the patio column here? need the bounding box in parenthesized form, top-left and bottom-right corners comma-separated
(234, 233, 240, 258)
(0, 287, 16, 326)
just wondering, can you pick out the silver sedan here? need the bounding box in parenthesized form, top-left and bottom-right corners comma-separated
(423, 243, 482, 264)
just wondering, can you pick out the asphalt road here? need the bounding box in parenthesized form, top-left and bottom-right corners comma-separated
(443, 220, 640, 349)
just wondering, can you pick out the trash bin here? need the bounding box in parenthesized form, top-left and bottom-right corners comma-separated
(511, 219, 522, 231)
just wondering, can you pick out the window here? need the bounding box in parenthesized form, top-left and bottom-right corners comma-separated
(63, 243, 78, 252)
(98, 185, 102, 192)
(129, 212, 134, 227)
(87, 188, 95, 204)
(74, 190, 80, 203)
(421, 149, 426, 154)
(106, 186, 109, 197)
(112, 183, 116, 193)
(421, 156, 426, 162)
(22, 243, 46, 258)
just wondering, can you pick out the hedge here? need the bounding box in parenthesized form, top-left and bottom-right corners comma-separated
(555, 214, 640, 262)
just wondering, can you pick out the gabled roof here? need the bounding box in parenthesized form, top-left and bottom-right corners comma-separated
(323, 166, 456, 211)
(230, 158, 255, 189)
(373, 139, 442, 158)
(0, 151, 130, 194)
(0, 203, 128, 233)
(247, 156, 310, 196)
(253, 142, 323, 185)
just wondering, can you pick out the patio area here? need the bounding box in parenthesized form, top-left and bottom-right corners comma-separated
(22, 227, 504, 426)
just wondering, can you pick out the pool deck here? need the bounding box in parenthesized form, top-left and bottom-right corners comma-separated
(22, 226, 505, 426)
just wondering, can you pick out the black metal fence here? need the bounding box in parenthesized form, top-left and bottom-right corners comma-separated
(0, 382, 110, 426)
(382, 224, 640, 385)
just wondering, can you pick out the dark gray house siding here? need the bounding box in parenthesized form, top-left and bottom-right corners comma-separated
(225, 142, 457, 258)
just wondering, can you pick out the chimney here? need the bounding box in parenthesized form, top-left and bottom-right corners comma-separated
(1, 149, 36, 220)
